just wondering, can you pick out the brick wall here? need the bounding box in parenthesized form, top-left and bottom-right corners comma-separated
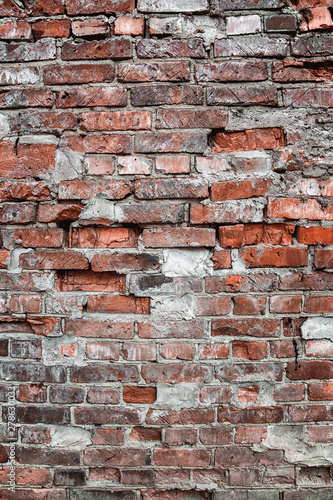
(0, 0, 333, 498)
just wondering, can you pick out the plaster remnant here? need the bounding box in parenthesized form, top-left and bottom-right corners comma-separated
(50, 426, 91, 450)
(162, 249, 213, 277)
(301, 317, 333, 340)
(155, 383, 200, 408)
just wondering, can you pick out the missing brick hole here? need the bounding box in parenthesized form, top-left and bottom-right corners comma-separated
(208, 128, 225, 148)
(328, 7, 333, 20)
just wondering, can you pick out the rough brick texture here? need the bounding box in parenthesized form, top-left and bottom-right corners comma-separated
(0, 0, 332, 498)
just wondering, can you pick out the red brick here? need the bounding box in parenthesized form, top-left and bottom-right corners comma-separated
(137, 39, 206, 58)
(286, 360, 333, 380)
(307, 426, 333, 443)
(89, 468, 120, 482)
(288, 404, 333, 422)
(0, 20, 32, 40)
(59, 179, 132, 200)
(38, 203, 82, 223)
(122, 470, 156, 487)
(195, 61, 268, 82)
(198, 343, 229, 360)
(235, 426, 267, 444)
(118, 156, 152, 175)
(153, 448, 210, 467)
(272, 59, 333, 82)
(87, 156, 115, 175)
(9, 295, 41, 314)
(300, 6, 333, 31)
(86, 342, 119, 361)
(2, 228, 64, 248)
(155, 156, 190, 174)
(160, 342, 194, 360)
(279, 272, 333, 292)
(32, 19, 70, 39)
(129, 427, 161, 442)
(0, 181, 50, 202)
(0, 203, 36, 224)
(212, 318, 280, 337)
(305, 296, 333, 313)
(216, 362, 283, 382)
(114, 17, 144, 35)
(27, 317, 62, 337)
(283, 88, 333, 107)
(199, 427, 231, 445)
(271, 340, 301, 358)
(0, 39, 56, 62)
(118, 61, 190, 82)
(80, 111, 151, 131)
(156, 109, 228, 129)
(16, 383, 46, 402)
(269, 295, 302, 313)
(138, 320, 207, 339)
(66, 0, 134, 15)
(20, 426, 51, 444)
(207, 274, 277, 293)
(0, 89, 53, 109)
(132, 86, 203, 107)
(65, 319, 133, 338)
(265, 14, 297, 31)
(87, 295, 150, 314)
(0, 66, 40, 85)
(123, 343, 156, 361)
(191, 201, 264, 224)
(91, 252, 159, 273)
(55, 271, 125, 293)
(238, 385, 259, 403)
(2, 0, 65, 16)
(207, 86, 278, 106)
(123, 386, 156, 404)
(314, 249, 333, 268)
(215, 36, 287, 57)
(10, 111, 76, 132)
(215, 446, 284, 467)
(267, 198, 333, 220)
(241, 245, 308, 268)
(50, 386, 84, 404)
(4, 405, 70, 425)
(308, 382, 333, 401)
(219, 224, 295, 248)
(135, 178, 208, 199)
(211, 179, 270, 201)
(0, 250, 9, 269)
(210, 127, 284, 153)
(291, 34, 333, 57)
(91, 428, 124, 444)
(135, 133, 207, 153)
(70, 227, 138, 248)
(199, 386, 232, 404)
(232, 341, 267, 360)
(142, 364, 213, 383)
(62, 39, 131, 60)
(44, 64, 114, 85)
(71, 365, 139, 384)
(84, 448, 148, 467)
(87, 387, 120, 404)
(0, 142, 55, 178)
(273, 383, 304, 402)
(56, 87, 126, 108)
(72, 19, 109, 37)
(20, 250, 89, 270)
(212, 250, 232, 270)
(196, 296, 231, 316)
(296, 226, 333, 245)
(229, 469, 261, 487)
(141, 490, 207, 500)
(164, 428, 197, 446)
(233, 296, 266, 315)
(305, 340, 333, 358)
(65, 134, 130, 154)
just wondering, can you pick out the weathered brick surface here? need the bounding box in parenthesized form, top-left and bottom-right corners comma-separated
(0, 1, 332, 498)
